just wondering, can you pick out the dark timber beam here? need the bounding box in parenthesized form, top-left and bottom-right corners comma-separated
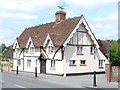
(52, 46, 62, 59)
(61, 46, 64, 60)
(77, 31, 88, 33)
(67, 43, 95, 46)
(40, 46, 49, 58)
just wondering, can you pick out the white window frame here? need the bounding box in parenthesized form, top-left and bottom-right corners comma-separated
(80, 60, 86, 66)
(48, 46, 53, 54)
(99, 59, 104, 68)
(27, 60, 31, 67)
(51, 60, 55, 69)
(77, 46, 83, 55)
(69, 60, 76, 66)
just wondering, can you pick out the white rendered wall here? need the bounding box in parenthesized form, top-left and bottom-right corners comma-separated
(63, 24, 107, 74)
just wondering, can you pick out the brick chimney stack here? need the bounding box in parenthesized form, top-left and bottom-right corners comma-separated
(55, 6, 66, 22)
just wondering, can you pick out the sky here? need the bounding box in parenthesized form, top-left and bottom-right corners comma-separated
(0, 0, 119, 46)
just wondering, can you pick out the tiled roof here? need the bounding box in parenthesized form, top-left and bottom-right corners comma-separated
(3, 49, 13, 58)
(97, 39, 110, 56)
(17, 16, 82, 48)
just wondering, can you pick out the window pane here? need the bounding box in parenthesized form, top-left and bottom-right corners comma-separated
(69, 60, 76, 65)
(80, 60, 86, 64)
(99, 60, 104, 67)
(48, 46, 53, 53)
(51, 60, 55, 68)
(27, 60, 31, 67)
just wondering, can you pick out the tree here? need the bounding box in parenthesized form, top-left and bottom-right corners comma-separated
(106, 40, 120, 66)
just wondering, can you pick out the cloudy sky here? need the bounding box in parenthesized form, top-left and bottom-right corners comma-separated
(0, 0, 119, 46)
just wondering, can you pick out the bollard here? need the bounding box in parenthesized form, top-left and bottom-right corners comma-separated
(35, 67, 37, 77)
(1, 64, 3, 72)
(16, 66, 18, 74)
(93, 71, 97, 87)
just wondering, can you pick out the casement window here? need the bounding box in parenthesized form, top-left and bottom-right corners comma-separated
(77, 46, 83, 55)
(17, 59, 21, 66)
(27, 60, 31, 67)
(51, 60, 55, 68)
(80, 60, 86, 66)
(48, 46, 53, 54)
(90, 46, 94, 54)
(69, 60, 76, 66)
(99, 60, 104, 68)
(30, 47, 35, 53)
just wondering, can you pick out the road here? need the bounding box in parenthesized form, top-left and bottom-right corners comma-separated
(0, 73, 118, 90)
(1, 73, 86, 89)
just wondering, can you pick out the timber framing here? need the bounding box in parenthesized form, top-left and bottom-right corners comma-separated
(77, 31, 88, 33)
(52, 45, 64, 60)
(67, 43, 95, 47)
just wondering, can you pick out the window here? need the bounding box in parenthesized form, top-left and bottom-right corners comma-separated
(27, 60, 31, 67)
(69, 60, 76, 66)
(15, 48, 20, 53)
(30, 47, 34, 53)
(90, 46, 94, 54)
(77, 46, 83, 55)
(17, 59, 21, 66)
(51, 60, 55, 68)
(48, 46, 53, 53)
(80, 60, 86, 66)
(99, 60, 104, 68)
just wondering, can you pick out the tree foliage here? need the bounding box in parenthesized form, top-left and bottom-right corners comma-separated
(106, 39, 120, 66)
(0, 43, 6, 54)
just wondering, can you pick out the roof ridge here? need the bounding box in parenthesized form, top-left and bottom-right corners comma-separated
(25, 15, 83, 29)
(26, 21, 55, 29)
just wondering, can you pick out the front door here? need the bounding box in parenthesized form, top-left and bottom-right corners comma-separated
(40, 59, 46, 74)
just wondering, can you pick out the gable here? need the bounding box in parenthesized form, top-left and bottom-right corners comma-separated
(43, 34, 54, 48)
(13, 39, 20, 49)
(63, 16, 99, 48)
(26, 37, 35, 48)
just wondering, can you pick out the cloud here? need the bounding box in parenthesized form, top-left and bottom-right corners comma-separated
(93, 12, 118, 22)
(96, 30, 118, 39)
(0, 12, 38, 20)
(90, 11, 118, 39)
(66, 0, 118, 7)
(0, 0, 59, 12)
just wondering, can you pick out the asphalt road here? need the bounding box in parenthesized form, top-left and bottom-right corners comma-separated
(0, 73, 118, 90)
(1, 73, 80, 88)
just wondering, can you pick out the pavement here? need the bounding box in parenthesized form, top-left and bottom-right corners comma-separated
(1, 70, 119, 89)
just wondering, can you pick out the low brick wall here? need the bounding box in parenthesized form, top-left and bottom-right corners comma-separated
(105, 64, 120, 82)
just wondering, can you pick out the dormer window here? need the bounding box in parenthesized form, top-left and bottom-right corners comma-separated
(77, 46, 83, 55)
(15, 48, 20, 53)
(30, 47, 35, 53)
(48, 46, 53, 54)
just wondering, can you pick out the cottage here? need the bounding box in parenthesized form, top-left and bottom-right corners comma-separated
(13, 7, 108, 76)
